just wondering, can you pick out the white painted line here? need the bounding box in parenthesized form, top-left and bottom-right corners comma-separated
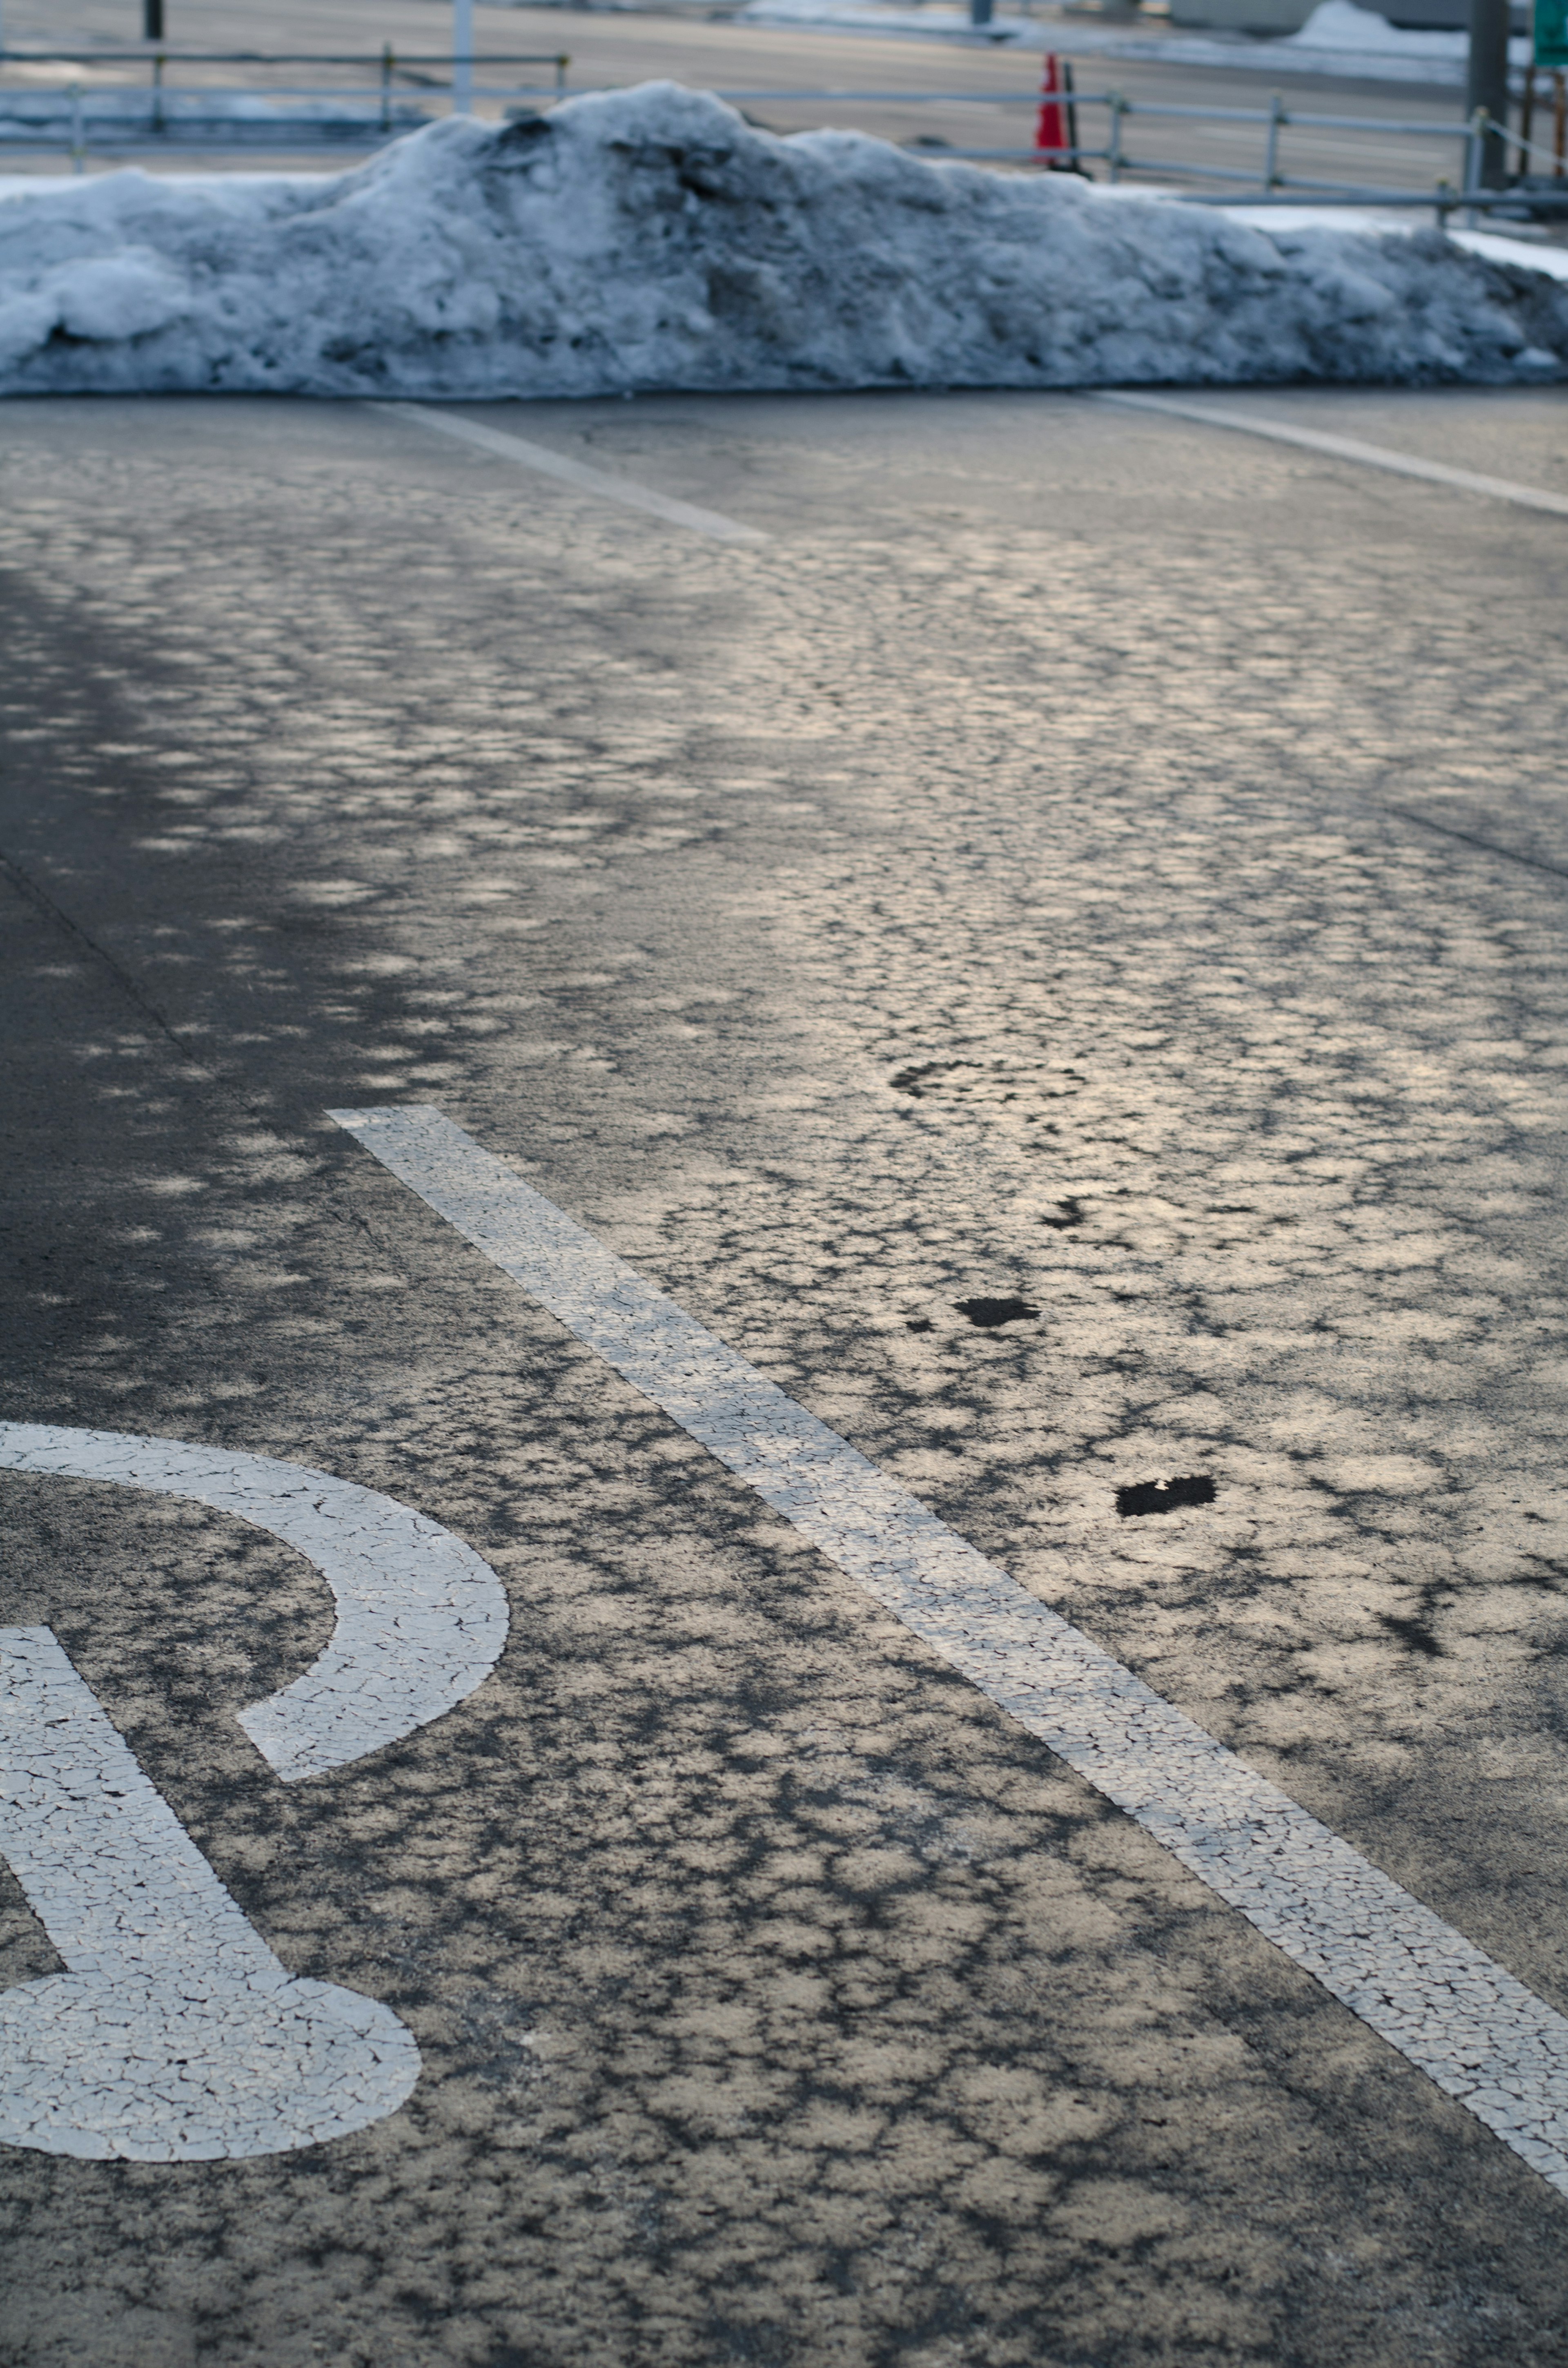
(0, 1627, 419, 2161)
(334, 1103, 1568, 2198)
(0, 1425, 508, 1782)
(1095, 390, 1568, 519)
(369, 401, 770, 545)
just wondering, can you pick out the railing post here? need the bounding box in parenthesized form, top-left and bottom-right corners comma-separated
(1263, 89, 1284, 189)
(452, 0, 473, 113)
(555, 53, 568, 98)
(1107, 89, 1125, 182)
(1462, 104, 1486, 221)
(381, 43, 393, 132)
(152, 48, 165, 134)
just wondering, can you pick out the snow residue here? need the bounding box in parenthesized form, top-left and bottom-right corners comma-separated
(1282, 0, 1526, 57)
(1218, 201, 1568, 280)
(0, 84, 1562, 396)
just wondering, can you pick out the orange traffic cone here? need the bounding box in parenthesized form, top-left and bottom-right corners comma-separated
(1034, 52, 1079, 173)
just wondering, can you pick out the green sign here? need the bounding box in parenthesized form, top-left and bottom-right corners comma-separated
(1536, 0, 1568, 69)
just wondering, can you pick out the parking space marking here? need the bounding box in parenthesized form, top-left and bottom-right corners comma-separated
(334, 1103, 1568, 2199)
(0, 1628, 419, 2162)
(0, 1424, 509, 1782)
(369, 403, 770, 545)
(1095, 391, 1568, 518)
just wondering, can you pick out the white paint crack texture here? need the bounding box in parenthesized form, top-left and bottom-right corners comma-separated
(0, 1423, 508, 1780)
(0, 1423, 510, 2159)
(0, 1629, 419, 2161)
(333, 1102, 1568, 2200)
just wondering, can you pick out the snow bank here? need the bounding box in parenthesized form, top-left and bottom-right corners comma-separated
(1, 83, 1563, 396)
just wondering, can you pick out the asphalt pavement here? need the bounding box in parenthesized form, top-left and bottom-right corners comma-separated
(4, 383, 1568, 2367)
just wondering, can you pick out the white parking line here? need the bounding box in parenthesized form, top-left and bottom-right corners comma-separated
(0, 1628, 418, 2162)
(334, 1103, 1568, 2200)
(370, 402, 770, 545)
(0, 1425, 509, 1782)
(1096, 390, 1568, 519)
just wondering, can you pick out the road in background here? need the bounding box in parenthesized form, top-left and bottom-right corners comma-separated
(3, 382, 1568, 2365)
(0, 0, 1483, 193)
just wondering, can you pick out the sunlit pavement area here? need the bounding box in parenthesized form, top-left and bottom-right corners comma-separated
(4, 381, 1568, 2365)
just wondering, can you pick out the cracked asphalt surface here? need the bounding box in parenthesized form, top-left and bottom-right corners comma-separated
(3, 384, 1568, 2366)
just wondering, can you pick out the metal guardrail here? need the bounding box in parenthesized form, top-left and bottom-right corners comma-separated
(0, 49, 571, 167)
(0, 47, 1560, 222)
(716, 83, 1564, 217)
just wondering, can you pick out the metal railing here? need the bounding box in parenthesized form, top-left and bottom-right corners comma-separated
(713, 83, 1568, 218)
(0, 49, 1561, 220)
(0, 49, 570, 167)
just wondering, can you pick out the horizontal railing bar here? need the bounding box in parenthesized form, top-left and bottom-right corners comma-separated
(2, 84, 566, 99)
(923, 145, 1112, 160)
(1268, 166, 1468, 187)
(708, 91, 1461, 126)
(1114, 152, 1305, 180)
(924, 147, 1291, 181)
(0, 124, 416, 135)
(916, 152, 1568, 207)
(710, 87, 1082, 102)
(907, 142, 1441, 190)
(0, 51, 572, 65)
(1109, 100, 1465, 131)
(1260, 108, 1470, 131)
(666, 88, 1479, 136)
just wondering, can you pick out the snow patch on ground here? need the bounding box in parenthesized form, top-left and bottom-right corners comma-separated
(1284, 0, 1466, 53)
(1218, 201, 1568, 279)
(0, 85, 1562, 397)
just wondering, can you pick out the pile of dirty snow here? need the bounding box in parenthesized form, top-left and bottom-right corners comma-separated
(0, 83, 1563, 396)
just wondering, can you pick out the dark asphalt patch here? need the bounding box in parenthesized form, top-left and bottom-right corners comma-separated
(1116, 1475, 1218, 1519)
(955, 1297, 1040, 1329)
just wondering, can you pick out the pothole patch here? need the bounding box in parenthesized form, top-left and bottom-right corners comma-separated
(1116, 1475, 1217, 1518)
(954, 1296, 1039, 1330)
